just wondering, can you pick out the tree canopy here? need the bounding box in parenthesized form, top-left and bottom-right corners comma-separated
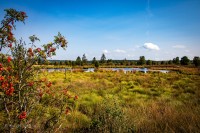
(180, 56, 190, 65)
(193, 56, 200, 67)
(138, 56, 146, 65)
(100, 53, 106, 64)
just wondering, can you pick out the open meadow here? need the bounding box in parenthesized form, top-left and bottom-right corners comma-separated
(34, 67, 200, 132)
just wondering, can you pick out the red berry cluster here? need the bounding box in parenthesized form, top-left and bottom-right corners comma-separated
(27, 48, 34, 57)
(74, 95, 78, 100)
(0, 58, 15, 96)
(18, 111, 27, 120)
(8, 43, 12, 48)
(46, 44, 56, 57)
(0, 75, 4, 81)
(21, 12, 26, 16)
(36, 48, 41, 52)
(0, 63, 3, 71)
(28, 82, 34, 87)
(0, 9, 28, 52)
(46, 82, 52, 88)
(65, 108, 70, 115)
(7, 56, 12, 63)
(5, 83, 14, 96)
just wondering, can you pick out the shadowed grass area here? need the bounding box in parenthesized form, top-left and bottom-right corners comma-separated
(34, 69, 200, 132)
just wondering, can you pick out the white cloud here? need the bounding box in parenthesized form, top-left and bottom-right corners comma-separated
(172, 45, 186, 49)
(143, 43, 160, 50)
(114, 49, 126, 53)
(102, 49, 109, 54)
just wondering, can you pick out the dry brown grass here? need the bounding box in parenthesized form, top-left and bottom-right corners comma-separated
(126, 100, 200, 133)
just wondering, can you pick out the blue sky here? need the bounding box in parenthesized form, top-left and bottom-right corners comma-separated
(1, 0, 200, 60)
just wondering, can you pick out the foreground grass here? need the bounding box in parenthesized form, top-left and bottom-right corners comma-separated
(1, 67, 198, 132)
(36, 68, 200, 132)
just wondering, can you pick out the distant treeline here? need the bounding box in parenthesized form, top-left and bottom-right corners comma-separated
(36, 54, 200, 67)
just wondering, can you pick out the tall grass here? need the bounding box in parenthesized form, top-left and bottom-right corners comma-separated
(19, 69, 200, 132)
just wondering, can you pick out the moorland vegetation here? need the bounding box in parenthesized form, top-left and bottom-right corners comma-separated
(0, 8, 200, 133)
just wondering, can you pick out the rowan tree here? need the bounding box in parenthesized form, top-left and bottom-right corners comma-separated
(0, 8, 77, 132)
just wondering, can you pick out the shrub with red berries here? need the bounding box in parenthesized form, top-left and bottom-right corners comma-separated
(0, 8, 77, 132)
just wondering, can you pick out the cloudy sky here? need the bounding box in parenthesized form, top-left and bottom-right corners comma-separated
(1, 0, 200, 60)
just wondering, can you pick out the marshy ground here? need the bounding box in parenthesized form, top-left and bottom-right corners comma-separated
(36, 67, 200, 132)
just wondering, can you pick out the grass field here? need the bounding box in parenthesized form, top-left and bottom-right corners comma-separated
(35, 67, 200, 132)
